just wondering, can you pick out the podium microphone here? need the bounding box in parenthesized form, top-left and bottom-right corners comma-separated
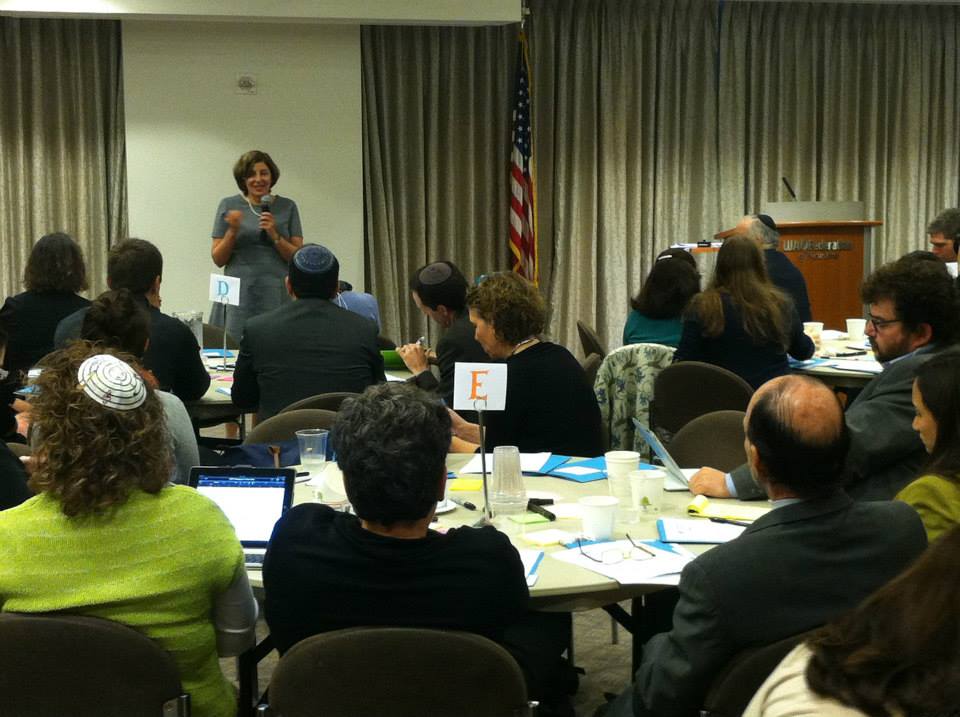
(259, 194, 273, 244)
(781, 177, 798, 201)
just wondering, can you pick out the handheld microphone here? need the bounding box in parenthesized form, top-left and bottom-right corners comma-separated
(259, 194, 273, 244)
(781, 177, 798, 201)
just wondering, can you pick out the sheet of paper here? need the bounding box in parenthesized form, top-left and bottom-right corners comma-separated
(553, 540, 693, 585)
(458, 452, 552, 475)
(453, 362, 508, 411)
(209, 274, 241, 306)
(384, 372, 407, 382)
(686, 495, 769, 522)
(825, 359, 882, 374)
(553, 466, 599, 477)
(657, 517, 745, 544)
(521, 529, 577, 547)
(665, 469, 697, 492)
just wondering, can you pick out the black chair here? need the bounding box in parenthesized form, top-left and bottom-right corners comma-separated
(278, 392, 359, 414)
(667, 410, 747, 472)
(267, 627, 535, 717)
(651, 362, 753, 442)
(202, 322, 239, 349)
(244, 409, 338, 445)
(5, 441, 30, 458)
(0, 612, 190, 716)
(580, 352, 603, 391)
(577, 320, 608, 359)
(700, 631, 811, 717)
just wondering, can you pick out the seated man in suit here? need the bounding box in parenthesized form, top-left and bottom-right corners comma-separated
(734, 214, 811, 323)
(232, 244, 385, 420)
(263, 382, 575, 714)
(926, 207, 960, 262)
(600, 375, 927, 717)
(396, 261, 491, 415)
(692, 256, 959, 500)
(54, 238, 210, 401)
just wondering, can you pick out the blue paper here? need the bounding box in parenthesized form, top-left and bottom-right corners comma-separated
(546, 456, 608, 482)
(202, 349, 236, 358)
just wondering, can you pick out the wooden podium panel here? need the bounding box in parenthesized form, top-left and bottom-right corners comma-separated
(713, 221, 881, 330)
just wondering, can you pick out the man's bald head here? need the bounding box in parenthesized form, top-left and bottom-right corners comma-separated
(745, 376, 849, 498)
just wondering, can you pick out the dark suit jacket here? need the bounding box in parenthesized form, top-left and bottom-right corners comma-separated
(0, 441, 31, 511)
(623, 491, 926, 717)
(0, 291, 90, 378)
(732, 344, 941, 500)
(54, 296, 210, 401)
(765, 249, 812, 323)
(232, 298, 386, 420)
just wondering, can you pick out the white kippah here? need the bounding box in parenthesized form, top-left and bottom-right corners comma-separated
(77, 354, 147, 411)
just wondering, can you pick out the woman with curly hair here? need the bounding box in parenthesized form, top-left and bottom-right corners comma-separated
(0, 342, 257, 717)
(449, 272, 603, 456)
(674, 236, 814, 388)
(745, 525, 960, 716)
(895, 349, 960, 541)
(0, 232, 90, 380)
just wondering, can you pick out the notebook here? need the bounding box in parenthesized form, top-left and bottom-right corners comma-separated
(188, 466, 296, 568)
(631, 419, 690, 490)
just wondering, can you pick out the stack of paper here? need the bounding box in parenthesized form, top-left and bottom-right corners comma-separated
(686, 495, 769, 522)
(458, 452, 553, 475)
(657, 517, 745, 544)
(553, 540, 693, 584)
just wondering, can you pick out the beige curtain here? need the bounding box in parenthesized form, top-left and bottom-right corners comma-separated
(362, 25, 517, 346)
(528, 0, 722, 354)
(0, 18, 126, 300)
(719, 1, 960, 267)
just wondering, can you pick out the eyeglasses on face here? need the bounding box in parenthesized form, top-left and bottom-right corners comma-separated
(577, 534, 657, 565)
(866, 316, 902, 330)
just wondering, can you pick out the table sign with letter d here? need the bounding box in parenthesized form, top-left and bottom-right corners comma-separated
(208, 274, 241, 368)
(453, 363, 508, 522)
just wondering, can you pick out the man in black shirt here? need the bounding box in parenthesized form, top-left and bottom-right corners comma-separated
(263, 383, 575, 713)
(54, 239, 209, 401)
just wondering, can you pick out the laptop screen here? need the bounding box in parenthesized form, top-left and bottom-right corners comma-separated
(189, 467, 295, 547)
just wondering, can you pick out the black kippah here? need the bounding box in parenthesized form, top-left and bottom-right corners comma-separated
(418, 262, 453, 285)
(757, 214, 777, 231)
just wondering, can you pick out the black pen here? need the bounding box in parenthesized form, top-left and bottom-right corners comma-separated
(451, 497, 477, 511)
(709, 517, 751, 528)
(527, 501, 556, 521)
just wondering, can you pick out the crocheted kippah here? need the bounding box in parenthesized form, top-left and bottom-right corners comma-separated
(293, 244, 337, 274)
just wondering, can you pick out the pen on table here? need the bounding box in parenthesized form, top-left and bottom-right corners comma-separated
(527, 501, 556, 521)
(451, 497, 477, 511)
(709, 517, 751, 528)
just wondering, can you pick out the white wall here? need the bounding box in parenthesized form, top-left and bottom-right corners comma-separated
(123, 20, 363, 317)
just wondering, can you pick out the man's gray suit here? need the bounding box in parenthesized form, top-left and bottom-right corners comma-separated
(605, 491, 926, 717)
(232, 298, 385, 420)
(733, 344, 941, 500)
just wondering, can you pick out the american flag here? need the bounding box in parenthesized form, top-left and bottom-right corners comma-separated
(509, 31, 538, 284)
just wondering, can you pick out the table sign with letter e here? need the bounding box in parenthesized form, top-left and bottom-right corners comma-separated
(209, 274, 241, 368)
(453, 362, 508, 522)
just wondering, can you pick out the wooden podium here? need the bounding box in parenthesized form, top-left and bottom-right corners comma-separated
(714, 219, 881, 330)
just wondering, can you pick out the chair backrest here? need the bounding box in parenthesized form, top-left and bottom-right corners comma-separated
(594, 343, 677, 455)
(701, 631, 811, 717)
(652, 361, 753, 440)
(202, 322, 239, 349)
(576, 320, 608, 358)
(0, 612, 190, 717)
(268, 627, 531, 717)
(6, 441, 31, 458)
(244, 409, 338, 444)
(667, 410, 747, 472)
(278, 392, 359, 414)
(376, 335, 397, 350)
(581, 352, 603, 391)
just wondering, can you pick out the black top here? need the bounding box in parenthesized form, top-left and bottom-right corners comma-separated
(0, 291, 90, 379)
(765, 248, 812, 323)
(232, 298, 386, 420)
(54, 296, 210, 401)
(409, 311, 492, 420)
(674, 293, 814, 389)
(484, 341, 604, 457)
(0, 441, 31, 511)
(262, 504, 529, 654)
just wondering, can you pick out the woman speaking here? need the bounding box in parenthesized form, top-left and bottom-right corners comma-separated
(210, 150, 304, 340)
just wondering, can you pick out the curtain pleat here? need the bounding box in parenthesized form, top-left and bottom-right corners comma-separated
(0, 17, 126, 299)
(361, 25, 517, 346)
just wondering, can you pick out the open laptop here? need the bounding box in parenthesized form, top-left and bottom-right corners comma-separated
(631, 418, 693, 491)
(188, 466, 296, 567)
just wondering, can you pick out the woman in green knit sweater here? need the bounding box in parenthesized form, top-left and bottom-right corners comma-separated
(0, 343, 257, 717)
(896, 350, 960, 542)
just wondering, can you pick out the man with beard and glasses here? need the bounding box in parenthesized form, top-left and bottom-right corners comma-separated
(689, 256, 960, 501)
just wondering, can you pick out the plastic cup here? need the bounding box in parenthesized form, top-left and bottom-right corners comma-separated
(629, 469, 665, 515)
(846, 318, 867, 342)
(803, 321, 824, 349)
(296, 429, 329, 475)
(579, 496, 619, 541)
(490, 446, 526, 534)
(605, 450, 640, 523)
